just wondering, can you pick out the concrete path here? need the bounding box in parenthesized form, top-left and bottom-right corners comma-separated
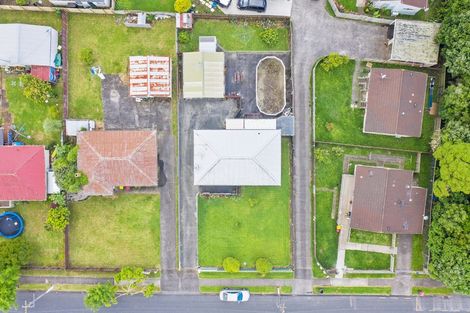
(392, 234, 413, 295)
(335, 174, 354, 278)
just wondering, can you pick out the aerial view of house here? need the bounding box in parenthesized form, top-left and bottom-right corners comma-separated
(0, 0, 468, 311)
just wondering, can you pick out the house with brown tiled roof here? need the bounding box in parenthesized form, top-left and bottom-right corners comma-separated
(350, 165, 426, 234)
(77, 130, 158, 196)
(362, 68, 428, 138)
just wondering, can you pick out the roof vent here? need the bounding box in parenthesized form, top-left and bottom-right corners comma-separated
(380, 73, 387, 80)
(368, 170, 374, 177)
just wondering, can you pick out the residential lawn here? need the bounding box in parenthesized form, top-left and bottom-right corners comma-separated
(199, 271, 293, 279)
(21, 269, 115, 278)
(0, 11, 61, 30)
(69, 194, 160, 269)
(200, 286, 292, 294)
(178, 19, 289, 52)
(418, 154, 433, 189)
(198, 139, 291, 268)
(5, 76, 63, 147)
(412, 234, 425, 271)
(68, 14, 176, 120)
(18, 284, 95, 292)
(315, 60, 433, 152)
(336, 0, 357, 12)
(115, 0, 174, 12)
(412, 287, 453, 296)
(315, 191, 338, 269)
(0, 202, 64, 267)
(312, 261, 328, 278)
(345, 251, 390, 270)
(349, 229, 392, 246)
(314, 144, 417, 190)
(313, 286, 391, 295)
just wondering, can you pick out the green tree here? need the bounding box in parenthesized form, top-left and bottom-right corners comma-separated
(255, 258, 273, 277)
(84, 283, 117, 312)
(20, 74, 53, 104)
(44, 206, 70, 232)
(442, 121, 470, 144)
(174, 0, 191, 13)
(0, 238, 31, 268)
(437, 10, 470, 78)
(428, 200, 470, 294)
(15, 0, 28, 5)
(320, 53, 349, 72)
(114, 266, 156, 297)
(0, 266, 20, 312)
(223, 257, 241, 273)
(433, 143, 470, 198)
(52, 144, 88, 193)
(49, 193, 67, 207)
(440, 84, 470, 125)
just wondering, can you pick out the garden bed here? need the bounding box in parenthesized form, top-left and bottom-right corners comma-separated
(256, 57, 286, 116)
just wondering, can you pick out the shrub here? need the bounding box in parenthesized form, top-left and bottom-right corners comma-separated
(79, 48, 95, 66)
(178, 31, 191, 44)
(16, 0, 28, 5)
(0, 238, 31, 268)
(20, 74, 52, 104)
(174, 0, 191, 13)
(259, 28, 279, 47)
(255, 258, 273, 277)
(45, 206, 70, 232)
(223, 257, 241, 273)
(49, 193, 67, 207)
(52, 144, 88, 193)
(315, 148, 330, 163)
(331, 146, 344, 157)
(320, 53, 349, 72)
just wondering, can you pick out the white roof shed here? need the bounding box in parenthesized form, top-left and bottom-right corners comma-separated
(193, 129, 281, 186)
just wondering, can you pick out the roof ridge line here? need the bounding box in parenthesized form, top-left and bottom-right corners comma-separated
(128, 159, 158, 185)
(394, 70, 405, 136)
(194, 132, 223, 184)
(11, 147, 43, 176)
(129, 130, 157, 159)
(252, 132, 281, 184)
(380, 168, 390, 232)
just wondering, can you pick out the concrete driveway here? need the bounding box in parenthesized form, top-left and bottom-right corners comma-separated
(220, 0, 292, 16)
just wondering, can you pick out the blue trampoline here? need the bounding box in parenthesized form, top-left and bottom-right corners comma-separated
(0, 212, 24, 239)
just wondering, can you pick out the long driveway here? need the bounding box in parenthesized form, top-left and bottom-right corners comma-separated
(290, 0, 389, 294)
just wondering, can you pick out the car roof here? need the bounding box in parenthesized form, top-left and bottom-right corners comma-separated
(248, 0, 265, 6)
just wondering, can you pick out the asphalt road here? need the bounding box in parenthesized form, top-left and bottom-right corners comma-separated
(12, 293, 470, 313)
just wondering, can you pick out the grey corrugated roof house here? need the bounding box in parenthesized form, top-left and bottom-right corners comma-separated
(193, 130, 281, 186)
(0, 24, 58, 67)
(49, 0, 110, 8)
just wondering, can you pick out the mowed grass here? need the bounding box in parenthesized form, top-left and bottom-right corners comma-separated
(115, 0, 174, 11)
(315, 61, 433, 152)
(68, 14, 176, 120)
(313, 286, 391, 295)
(349, 229, 392, 246)
(6, 77, 63, 146)
(0, 11, 61, 30)
(198, 139, 291, 268)
(336, 0, 357, 12)
(315, 191, 338, 269)
(179, 19, 289, 52)
(412, 234, 424, 271)
(69, 194, 160, 269)
(0, 202, 64, 267)
(200, 286, 292, 294)
(345, 251, 390, 270)
(199, 271, 293, 279)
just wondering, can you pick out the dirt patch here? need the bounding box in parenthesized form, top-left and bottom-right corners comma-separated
(256, 57, 285, 116)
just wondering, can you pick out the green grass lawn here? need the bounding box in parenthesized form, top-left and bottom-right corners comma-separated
(115, 0, 174, 11)
(198, 139, 291, 268)
(199, 271, 293, 279)
(349, 229, 392, 246)
(336, 0, 357, 12)
(0, 11, 61, 30)
(315, 191, 338, 269)
(5, 76, 63, 147)
(345, 251, 391, 270)
(200, 286, 292, 294)
(69, 194, 160, 269)
(412, 287, 453, 296)
(315, 61, 433, 152)
(178, 19, 289, 52)
(412, 234, 425, 271)
(68, 14, 176, 120)
(0, 202, 64, 267)
(313, 286, 391, 295)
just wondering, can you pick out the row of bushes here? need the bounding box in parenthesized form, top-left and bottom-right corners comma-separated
(222, 257, 273, 277)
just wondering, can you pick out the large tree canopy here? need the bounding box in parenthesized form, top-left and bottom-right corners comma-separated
(440, 84, 470, 125)
(433, 143, 470, 198)
(428, 200, 470, 294)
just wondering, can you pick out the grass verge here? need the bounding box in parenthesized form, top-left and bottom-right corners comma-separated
(344, 251, 390, 270)
(200, 286, 292, 294)
(412, 235, 425, 271)
(21, 269, 116, 278)
(198, 139, 291, 268)
(313, 286, 392, 295)
(69, 194, 160, 269)
(199, 271, 293, 279)
(412, 287, 453, 296)
(315, 191, 338, 269)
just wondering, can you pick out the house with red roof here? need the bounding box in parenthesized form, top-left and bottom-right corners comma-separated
(0, 146, 47, 202)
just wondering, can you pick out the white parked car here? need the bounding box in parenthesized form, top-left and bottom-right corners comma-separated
(219, 289, 250, 302)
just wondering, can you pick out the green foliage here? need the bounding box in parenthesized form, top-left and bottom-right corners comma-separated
(255, 258, 273, 277)
(433, 143, 470, 198)
(223, 257, 241, 273)
(0, 266, 20, 312)
(20, 74, 53, 104)
(15, 0, 28, 5)
(114, 267, 156, 297)
(315, 148, 331, 163)
(428, 200, 470, 294)
(84, 283, 117, 312)
(178, 31, 190, 44)
(430, 0, 470, 22)
(48, 193, 67, 207)
(437, 10, 470, 78)
(259, 28, 280, 47)
(43, 118, 62, 136)
(442, 121, 470, 144)
(0, 238, 31, 268)
(79, 48, 95, 66)
(174, 0, 191, 13)
(44, 206, 70, 232)
(114, 266, 145, 285)
(320, 53, 349, 72)
(440, 84, 470, 125)
(52, 144, 88, 193)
